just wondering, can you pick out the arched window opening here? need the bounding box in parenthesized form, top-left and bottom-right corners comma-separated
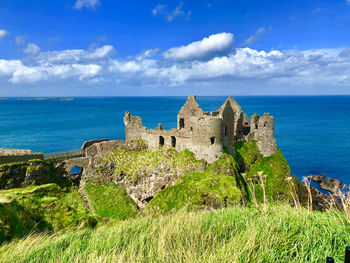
(70, 166, 83, 175)
(171, 136, 176, 147)
(210, 137, 215, 145)
(264, 122, 267, 127)
(179, 118, 185, 129)
(224, 126, 228, 136)
(159, 136, 165, 147)
(255, 123, 258, 129)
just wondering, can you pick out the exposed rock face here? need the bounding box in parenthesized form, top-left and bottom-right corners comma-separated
(309, 174, 325, 183)
(309, 174, 341, 194)
(82, 141, 205, 208)
(320, 177, 341, 193)
(0, 160, 77, 190)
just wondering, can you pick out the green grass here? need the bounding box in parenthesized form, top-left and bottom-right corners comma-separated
(144, 171, 243, 215)
(0, 184, 96, 244)
(84, 183, 138, 220)
(234, 141, 291, 202)
(0, 204, 349, 262)
(104, 148, 205, 182)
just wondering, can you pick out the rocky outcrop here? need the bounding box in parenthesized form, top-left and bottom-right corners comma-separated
(0, 160, 77, 190)
(309, 174, 342, 194)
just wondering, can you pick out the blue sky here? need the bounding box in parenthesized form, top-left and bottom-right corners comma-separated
(0, 0, 350, 96)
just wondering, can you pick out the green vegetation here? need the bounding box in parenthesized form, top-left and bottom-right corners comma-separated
(234, 141, 291, 202)
(144, 171, 242, 215)
(105, 148, 205, 182)
(0, 184, 96, 244)
(0, 159, 74, 190)
(1, 205, 349, 262)
(84, 183, 138, 220)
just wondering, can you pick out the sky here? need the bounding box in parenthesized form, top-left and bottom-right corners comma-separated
(0, 0, 350, 96)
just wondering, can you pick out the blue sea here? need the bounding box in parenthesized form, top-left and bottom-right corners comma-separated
(0, 96, 349, 184)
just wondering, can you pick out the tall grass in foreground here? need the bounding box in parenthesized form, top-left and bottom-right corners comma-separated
(1, 204, 350, 263)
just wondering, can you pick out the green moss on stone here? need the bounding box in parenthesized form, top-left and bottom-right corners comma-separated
(144, 171, 243, 215)
(234, 141, 291, 202)
(84, 183, 138, 220)
(105, 148, 205, 182)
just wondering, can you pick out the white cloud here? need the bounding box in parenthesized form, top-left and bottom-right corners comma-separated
(23, 43, 41, 55)
(15, 36, 26, 46)
(74, 0, 100, 10)
(163, 32, 234, 61)
(84, 45, 115, 59)
(1, 32, 350, 95)
(241, 27, 270, 46)
(0, 30, 7, 41)
(152, 2, 191, 22)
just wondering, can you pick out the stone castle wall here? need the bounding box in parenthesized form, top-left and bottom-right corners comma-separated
(124, 95, 278, 163)
(0, 151, 44, 164)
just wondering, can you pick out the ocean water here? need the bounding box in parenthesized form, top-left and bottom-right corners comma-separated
(0, 96, 349, 184)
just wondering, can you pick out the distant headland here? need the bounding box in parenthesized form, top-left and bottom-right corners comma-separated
(0, 97, 74, 101)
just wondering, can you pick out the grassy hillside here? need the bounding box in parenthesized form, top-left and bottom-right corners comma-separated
(84, 183, 138, 220)
(0, 204, 349, 263)
(0, 184, 96, 244)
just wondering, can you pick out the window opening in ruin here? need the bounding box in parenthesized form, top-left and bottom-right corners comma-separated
(179, 118, 185, 129)
(210, 137, 215, 145)
(70, 166, 83, 175)
(190, 127, 193, 131)
(244, 122, 249, 125)
(159, 136, 165, 147)
(264, 122, 267, 127)
(224, 126, 228, 136)
(255, 123, 258, 129)
(171, 136, 176, 147)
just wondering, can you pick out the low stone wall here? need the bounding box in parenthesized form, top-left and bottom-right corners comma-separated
(0, 153, 44, 165)
(0, 148, 32, 155)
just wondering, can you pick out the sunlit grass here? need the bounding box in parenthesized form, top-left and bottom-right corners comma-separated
(0, 204, 349, 263)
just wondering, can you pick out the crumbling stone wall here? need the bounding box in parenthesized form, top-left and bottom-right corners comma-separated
(0, 148, 43, 165)
(124, 95, 278, 163)
(251, 113, 278, 156)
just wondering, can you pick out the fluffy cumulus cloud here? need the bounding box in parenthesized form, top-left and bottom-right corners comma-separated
(163, 33, 234, 61)
(0, 33, 350, 94)
(0, 30, 7, 41)
(152, 2, 191, 22)
(74, 0, 100, 10)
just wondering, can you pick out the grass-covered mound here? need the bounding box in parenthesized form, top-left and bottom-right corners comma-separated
(234, 141, 291, 202)
(0, 184, 96, 244)
(104, 148, 205, 182)
(0, 205, 349, 263)
(84, 183, 138, 220)
(144, 171, 243, 215)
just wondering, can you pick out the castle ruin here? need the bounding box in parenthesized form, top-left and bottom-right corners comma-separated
(124, 95, 277, 163)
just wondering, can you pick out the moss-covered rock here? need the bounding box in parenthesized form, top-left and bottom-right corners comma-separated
(234, 141, 291, 202)
(0, 159, 76, 190)
(0, 184, 96, 244)
(144, 171, 243, 215)
(84, 183, 138, 220)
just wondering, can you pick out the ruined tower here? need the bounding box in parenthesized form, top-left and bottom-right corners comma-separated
(124, 95, 277, 163)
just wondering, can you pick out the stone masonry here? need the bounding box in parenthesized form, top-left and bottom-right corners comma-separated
(124, 95, 278, 162)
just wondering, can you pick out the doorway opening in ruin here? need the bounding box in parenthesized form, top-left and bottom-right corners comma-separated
(159, 136, 165, 147)
(179, 118, 185, 129)
(70, 166, 83, 175)
(171, 136, 176, 147)
(255, 123, 258, 129)
(210, 137, 215, 145)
